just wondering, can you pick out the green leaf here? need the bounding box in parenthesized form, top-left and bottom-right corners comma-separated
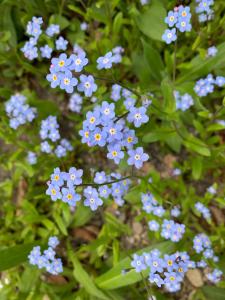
(69, 252, 111, 300)
(202, 286, 225, 300)
(0, 242, 44, 271)
(192, 156, 203, 180)
(49, 14, 70, 30)
(143, 128, 176, 143)
(142, 39, 164, 81)
(161, 78, 176, 113)
(207, 123, 225, 132)
(136, 0, 167, 41)
(113, 12, 123, 34)
(53, 212, 68, 236)
(95, 242, 174, 290)
(183, 136, 211, 157)
(177, 42, 225, 83)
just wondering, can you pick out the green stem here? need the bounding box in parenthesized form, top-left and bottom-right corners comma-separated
(76, 175, 137, 187)
(173, 37, 177, 84)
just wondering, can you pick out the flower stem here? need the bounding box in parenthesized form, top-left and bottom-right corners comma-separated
(76, 175, 137, 187)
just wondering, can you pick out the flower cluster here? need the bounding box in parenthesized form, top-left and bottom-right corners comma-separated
(193, 233, 211, 253)
(27, 151, 37, 165)
(195, 202, 211, 219)
(162, 6, 192, 44)
(79, 101, 149, 169)
(28, 236, 63, 275)
(21, 17, 61, 61)
(206, 269, 223, 283)
(131, 249, 195, 293)
(161, 219, 185, 242)
(46, 168, 131, 210)
(96, 47, 124, 70)
(174, 91, 194, 111)
(68, 93, 83, 113)
(21, 17, 43, 60)
(40, 116, 73, 157)
(195, 0, 214, 22)
(194, 74, 225, 97)
(141, 193, 165, 217)
(46, 53, 97, 95)
(5, 93, 36, 129)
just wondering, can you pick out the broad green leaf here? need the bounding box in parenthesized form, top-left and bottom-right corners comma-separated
(0, 242, 44, 271)
(202, 286, 225, 300)
(161, 78, 176, 113)
(53, 212, 68, 236)
(177, 42, 225, 83)
(136, 0, 167, 41)
(142, 39, 164, 81)
(69, 252, 110, 300)
(207, 123, 225, 132)
(143, 128, 176, 143)
(49, 14, 70, 30)
(95, 242, 174, 290)
(113, 12, 123, 34)
(191, 156, 203, 180)
(183, 136, 211, 157)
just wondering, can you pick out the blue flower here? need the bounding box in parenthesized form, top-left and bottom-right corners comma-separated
(127, 106, 149, 128)
(46, 24, 60, 37)
(131, 254, 146, 272)
(124, 97, 136, 110)
(66, 167, 83, 186)
(176, 19, 192, 32)
(41, 141, 52, 153)
(56, 36, 68, 50)
(165, 11, 178, 27)
(83, 186, 103, 210)
(59, 71, 78, 93)
(92, 128, 107, 146)
(69, 52, 88, 72)
(46, 71, 61, 88)
(94, 171, 107, 184)
(122, 129, 138, 149)
(98, 185, 111, 198)
(51, 167, 64, 186)
(97, 52, 113, 69)
(28, 246, 41, 265)
(62, 187, 81, 206)
(43, 247, 56, 260)
(69, 93, 83, 112)
(107, 143, 124, 164)
(27, 151, 37, 165)
(111, 84, 121, 101)
(127, 147, 149, 169)
(178, 6, 192, 21)
(84, 110, 100, 130)
(78, 75, 97, 97)
(171, 206, 181, 217)
(149, 273, 164, 287)
(48, 236, 60, 248)
(100, 101, 115, 122)
(162, 28, 177, 44)
(55, 145, 67, 157)
(40, 45, 53, 59)
(207, 46, 217, 57)
(46, 183, 62, 201)
(148, 220, 160, 232)
(80, 22, 88, 31)
(105, 122, 123, 143)
(51, 53, 71, 73)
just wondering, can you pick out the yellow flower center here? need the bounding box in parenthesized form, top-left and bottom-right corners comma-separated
(168, 260, 173, 266)
(75, 58, 81, 65)
(95, 133, 101, 141)
(53, 75, 57, 81)
(51, 189, 56, 195)
(58, 60, 65, 67)
(112, 151, 117, 157)
(54, 175, 59, 181)
(84, 131, 89, 138)
(89, 117, 95, 124)
(67, 194, 73, 200)
(127, 137, 133, 143)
